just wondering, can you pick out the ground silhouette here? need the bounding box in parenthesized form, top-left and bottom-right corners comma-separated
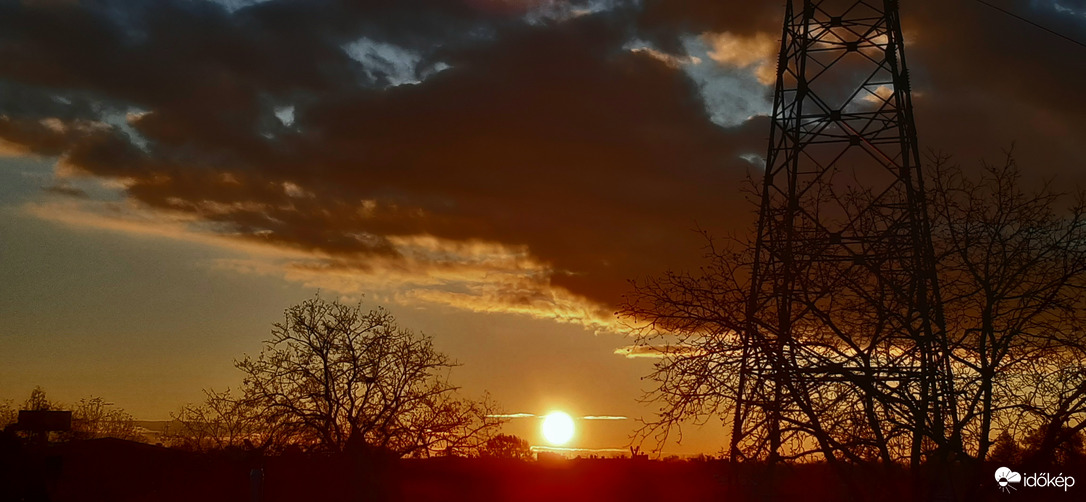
(2, 435, 1082, 502)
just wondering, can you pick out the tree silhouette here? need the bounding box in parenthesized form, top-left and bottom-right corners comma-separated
(621, 152, 1086, 468)
(69, 396, 142, 441)
(930, 152, 1086, 463)
(481, 434, 532, 460)
(989, 431, 1022, 465)
(0, 400, 16, 430)
(1022, 423, 1086, 468)
(233, 295, 502, 456)
(5, 388, 141, 442)
(23, 387, 51, 411)
(168, 388, 285, 452)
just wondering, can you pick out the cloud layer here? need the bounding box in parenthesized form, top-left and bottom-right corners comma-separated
(2, 0, 1084, 328)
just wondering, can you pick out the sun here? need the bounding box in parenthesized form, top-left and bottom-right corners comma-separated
(541, 411, 575, 445)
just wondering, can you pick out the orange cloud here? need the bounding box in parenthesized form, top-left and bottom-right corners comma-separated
(23, 196, 625, 332)
(861, 85, 896, 106)
(0, 136, 31, 157)
(701, 31, 777, 85)
(614, 344, 705, 359)
(630, 46, 702, 69)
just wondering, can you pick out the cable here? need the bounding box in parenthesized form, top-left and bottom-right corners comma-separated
(970, 0, 1086, 49)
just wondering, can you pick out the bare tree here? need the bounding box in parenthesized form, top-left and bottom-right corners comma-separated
(621, 152, 1086, 470)
(234, 296, 503, 456)
(168, 389, 287, 452)
(1007, 342, 1086, 468)
(929, 152, 1086, 463)
(69, 397, 143, 441)
(623, 224, 929, 465)
(23, 387, 52, 411)
(620, 236, 753, 452)
(1021, 422, 1086, 468)
(7, 388, 142, 442)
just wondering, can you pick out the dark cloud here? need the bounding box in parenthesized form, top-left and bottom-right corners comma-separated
(636, 0, 779, 50)
(1, 0, 1084, 315)
(639, 0, 1086, 171)
(902, 0, 1086, 173)
(269, 16, 762, 301)
(43, 184, 89, 198)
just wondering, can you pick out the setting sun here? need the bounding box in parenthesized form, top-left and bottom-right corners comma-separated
(541, 411, 575, 445)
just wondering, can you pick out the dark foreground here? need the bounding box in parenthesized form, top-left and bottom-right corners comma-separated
(1, 438, 1080, 502)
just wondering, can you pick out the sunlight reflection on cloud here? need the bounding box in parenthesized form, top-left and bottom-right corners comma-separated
(679, 34, 773, 127)
(485, 413, 627, 419)
(22, 197, 624, 332)
(614, 345, 704, 359)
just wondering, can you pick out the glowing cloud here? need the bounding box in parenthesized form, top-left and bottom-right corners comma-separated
(614, 345, 705, 359)
(23, 196, 624, 332)
(701, 31, 778, 85)
(629, 46, 702, 69)
(486, 413, 537, 419)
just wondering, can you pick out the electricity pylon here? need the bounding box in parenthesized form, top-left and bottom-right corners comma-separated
(730, 0, 956, 465)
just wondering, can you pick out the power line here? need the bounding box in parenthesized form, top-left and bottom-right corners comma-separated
(970, 0, 1086, 49)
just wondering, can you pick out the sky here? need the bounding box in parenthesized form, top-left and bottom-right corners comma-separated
(1, 0, 1085, 456)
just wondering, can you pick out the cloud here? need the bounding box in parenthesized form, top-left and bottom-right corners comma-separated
(342, 37, 433, 87)
(0, 1, 766, 328)
(0, 136, 32, 157)
(21, 198, 317, 260)
(614, 345, 705, 359)
(701, 31, 777, 85)
(627, 45, 702, 69)
(2, 0, 1085, 331)
(42, 183, 88, 198)
(22, 191, 628, 328)
(525, 0, 627, 24)
(402, 286, 616, 332)
(485, 412, 627, 419)
(205, 0, 273, 13)
(530, 445, 628, 453)
(860, 85, 896, 106)
(678, 34, 773, 126)
(636, 0, 780, 45)
(486, 413, 537, 419)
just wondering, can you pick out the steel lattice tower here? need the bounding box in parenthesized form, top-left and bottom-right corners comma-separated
(730, 0, 956, 464)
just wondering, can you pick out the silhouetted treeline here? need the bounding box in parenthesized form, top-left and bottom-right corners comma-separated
(2, 436, 1082, 502)
(1, 387, 144, 443)
(621, 152, 1086, 500)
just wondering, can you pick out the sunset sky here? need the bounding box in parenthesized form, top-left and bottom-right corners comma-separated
(2, 0, 1085, 455)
